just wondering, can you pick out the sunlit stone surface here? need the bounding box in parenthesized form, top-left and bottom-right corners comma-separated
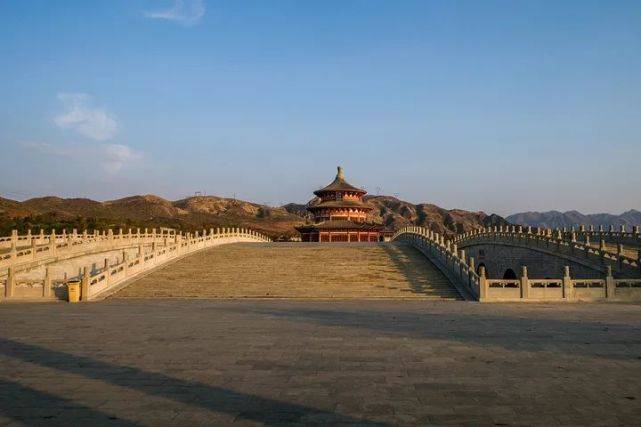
(114, 242, 461, 300)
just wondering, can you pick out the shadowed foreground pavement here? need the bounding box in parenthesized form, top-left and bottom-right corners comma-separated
(1, 300, 640, 425)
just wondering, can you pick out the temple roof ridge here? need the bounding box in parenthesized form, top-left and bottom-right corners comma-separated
(314, 166, 366, 195)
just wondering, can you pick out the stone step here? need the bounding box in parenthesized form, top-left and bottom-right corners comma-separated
(113, 242, 463, 299)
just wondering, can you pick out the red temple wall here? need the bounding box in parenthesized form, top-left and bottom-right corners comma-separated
(300, 231, 381, 243)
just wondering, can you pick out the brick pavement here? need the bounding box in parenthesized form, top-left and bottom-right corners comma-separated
(1, 300, 640, 425)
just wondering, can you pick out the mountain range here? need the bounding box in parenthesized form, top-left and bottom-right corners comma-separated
(506, 210, 641, 229)
(0, 194, 508, 240)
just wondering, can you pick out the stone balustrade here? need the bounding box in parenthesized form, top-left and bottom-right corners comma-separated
(0, 228, 175, 272)
(564, 224, 641, 240)
(480, 265, 641, 302)
(393, 226, 641, 302)
(1, 228, 270, 301)
(392, 226, 480, 300)
(453, 225, 641, 278)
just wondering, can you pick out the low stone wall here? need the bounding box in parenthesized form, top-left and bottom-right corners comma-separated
(1, 228, 270, 301)
(484, 271, 641, 302)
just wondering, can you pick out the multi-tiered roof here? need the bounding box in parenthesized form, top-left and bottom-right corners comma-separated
(296, 167, 382, 242)
(307, 167, 372, 220)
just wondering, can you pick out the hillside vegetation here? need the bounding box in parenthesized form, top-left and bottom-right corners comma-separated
(0, 194, 507, 239)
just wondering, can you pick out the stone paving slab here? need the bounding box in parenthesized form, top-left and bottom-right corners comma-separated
(0, 300, 640, 425)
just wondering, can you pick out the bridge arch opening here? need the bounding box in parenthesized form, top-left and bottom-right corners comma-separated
(503, 268, 517, 280)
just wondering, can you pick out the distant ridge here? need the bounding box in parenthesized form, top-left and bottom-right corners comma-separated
(0, 194, 508, 239)
(506, 210, 641, 229)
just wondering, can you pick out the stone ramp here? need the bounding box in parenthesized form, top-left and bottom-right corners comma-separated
(112, 242, 462, 299)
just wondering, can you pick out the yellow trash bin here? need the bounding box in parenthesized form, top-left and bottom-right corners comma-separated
(67, 280, 81, 303)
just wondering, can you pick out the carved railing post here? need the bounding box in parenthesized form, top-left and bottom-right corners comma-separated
(479, 266, 488, 301)
(122, 251, 129, 276)
(5, 266, 15, 298)
(617, 244, 624, 270)
(31, 237, 37, 260)
(81, 266, 90, 301)
(520, 266, 529, 300)
(563, 266, 573, 300)
(605, 266, 615, 299)
(49, 230, 57, 256)
(43, 266, 52, 298)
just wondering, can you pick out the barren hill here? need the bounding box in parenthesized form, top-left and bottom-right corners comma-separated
(507, 209, 641, 229)
(0, 194, 507, 239)
(365, 196, 507, 237)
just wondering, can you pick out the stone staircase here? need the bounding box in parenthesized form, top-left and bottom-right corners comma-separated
(112, 242, 462, 300)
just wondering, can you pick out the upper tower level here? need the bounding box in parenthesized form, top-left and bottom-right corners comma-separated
(313, 166, 367, 203)
(307, 166, 372, 222)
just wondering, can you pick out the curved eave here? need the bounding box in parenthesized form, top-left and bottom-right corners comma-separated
(295, 221, 383, 232)
(313, 187, 366, 197)
(307, 204, 373, 212)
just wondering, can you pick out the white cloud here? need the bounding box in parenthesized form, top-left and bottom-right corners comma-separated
(20, 140, 142, 176)
(54, 93, 119, 141)
(103, 144, 142, 174)
(144, 0, 205, 26)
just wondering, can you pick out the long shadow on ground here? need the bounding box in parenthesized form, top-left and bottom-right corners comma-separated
(0, 378, 138, 426)
(0, 337, 382, 426)
(218, 304, 641, 362)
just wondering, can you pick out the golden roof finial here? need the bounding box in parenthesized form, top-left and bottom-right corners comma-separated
(336, 166, 344, 181)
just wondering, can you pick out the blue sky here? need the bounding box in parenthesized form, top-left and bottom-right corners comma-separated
(1, 0, 640, 215)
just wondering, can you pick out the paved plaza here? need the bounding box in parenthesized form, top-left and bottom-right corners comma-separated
(1, 299, 640, 425)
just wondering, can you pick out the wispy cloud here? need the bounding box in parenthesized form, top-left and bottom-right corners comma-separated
(20, 141, 142, 176)
(103, 144, 142, 174)
(19, 141, 80, 158)
(144, 0, 205, 26)
(54, 93, 119, 141)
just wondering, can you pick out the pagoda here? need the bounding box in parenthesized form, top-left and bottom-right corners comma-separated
(295, 167, 382, 242)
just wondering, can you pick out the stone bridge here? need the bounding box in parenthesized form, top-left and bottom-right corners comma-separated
(453, 225, 641, 280)
(2, 224, 641, 304)
(393, 226, 641, 302)
(1, 227, 270, 301)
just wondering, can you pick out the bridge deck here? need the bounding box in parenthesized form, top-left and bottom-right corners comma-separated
(112, 242, 462, 299)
